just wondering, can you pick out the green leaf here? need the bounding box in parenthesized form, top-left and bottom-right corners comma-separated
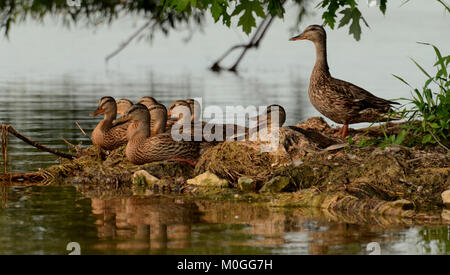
(379, 0, 387, 14)
(348, 8, 362, 41)
(422, 134, 433, 144)
(232, 0, 266, 35)
(268, 0, 285, 18)
(338, 8, 353, 28)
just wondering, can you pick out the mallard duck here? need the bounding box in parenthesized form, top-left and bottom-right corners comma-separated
(250, 104, 286, 128)
(116, 99, 133, 117)
(114, 104, 199, 165)
(90, 97, 129, 150)
(137, 97, 168, 136)
(186, 98, 202, 122)
(290, 25, 399, 138)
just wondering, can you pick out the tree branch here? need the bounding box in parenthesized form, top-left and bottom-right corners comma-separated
(1, 124, 76, 161)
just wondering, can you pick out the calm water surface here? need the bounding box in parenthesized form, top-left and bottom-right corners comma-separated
(0, 186, 449, 255)
(0, 1, 449, 254)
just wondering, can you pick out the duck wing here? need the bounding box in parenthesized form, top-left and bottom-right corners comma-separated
(331, 78, 399, 110)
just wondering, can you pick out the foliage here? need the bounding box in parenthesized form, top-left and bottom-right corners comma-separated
(1, 1, 449, 39)
(356, 43, 449, 150)
(393, 43, 450, 150)
(317, 0, 385, 41)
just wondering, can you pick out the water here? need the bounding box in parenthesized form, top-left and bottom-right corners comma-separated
(0, 1, 449, 254)
(1, 186, 448, 255)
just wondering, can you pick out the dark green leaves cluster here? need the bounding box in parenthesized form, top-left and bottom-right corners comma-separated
(161, 0, 286, 35)
(318, 0, 387, 41)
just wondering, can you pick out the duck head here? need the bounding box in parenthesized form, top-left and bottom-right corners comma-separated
(90, 96, 117, 118)
(168, 100, 191, 122)
(114, 104, 150, 125)
(289, 24, 326, 43)
(116, 98, 133, 117)
(137, 96, 158, 108)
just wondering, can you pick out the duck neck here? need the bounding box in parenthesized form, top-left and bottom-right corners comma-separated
(312, 38, 330, 78)
(131, 119, 151, 140)
(101, 110, 116, 131)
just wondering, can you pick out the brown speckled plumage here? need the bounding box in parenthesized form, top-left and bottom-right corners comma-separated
(120, 104, 199, 165)
(290, 25, 399, 137)
(137, 97, 167, 136)
(90, 97, 129, 150)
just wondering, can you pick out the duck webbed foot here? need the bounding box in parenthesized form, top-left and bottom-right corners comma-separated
(168, 158, 197, 167)
(333, 124, 349, 138)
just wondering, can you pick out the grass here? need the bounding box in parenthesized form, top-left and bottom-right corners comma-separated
(356, 43, 449, 151)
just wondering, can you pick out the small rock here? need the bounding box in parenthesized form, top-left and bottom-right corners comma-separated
(323, 143, 347, 151)
(187, 171, 229, 188)
(238, 177, 254, 192)
(132, 170, 159, 187)
(292, 159, 303, 167)
(260, 176, 290, 193)
(385, 145, 402, 153)
(347, 154, 357, 160)
(442, 190, 450, 208)
(442, 209, 450, 221)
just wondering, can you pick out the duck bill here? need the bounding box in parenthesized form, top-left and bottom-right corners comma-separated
(289, 34, 307, 41)
(89, 108, 104, 117)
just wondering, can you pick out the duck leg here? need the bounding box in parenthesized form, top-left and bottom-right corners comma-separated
(333, 126, 344, 137)
(341, 124, 349, 138)
(332, 124, 349, 138)
(168, 158, 197, 167)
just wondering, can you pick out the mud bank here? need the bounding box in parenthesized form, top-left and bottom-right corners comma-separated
(27, 118, 450, 222)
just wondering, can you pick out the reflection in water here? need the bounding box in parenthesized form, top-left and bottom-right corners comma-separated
(84, 192, 449, 255)
(0, 186, 449, 254)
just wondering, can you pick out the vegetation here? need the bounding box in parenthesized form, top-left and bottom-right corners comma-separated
(2, 0, 448, 39)
(395, 43, 450, 150)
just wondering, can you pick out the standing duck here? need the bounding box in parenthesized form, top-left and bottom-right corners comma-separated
(289, 25, 399, 138)
(90, 97, 129, 150)
(114, 104, 199, 166)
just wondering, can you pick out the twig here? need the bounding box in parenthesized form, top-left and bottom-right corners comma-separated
(61, 136, 77, 149)
(0, 172, 43, 183)
(0, 124, 76, 160)
(105, 20, 157, 62)
(428, 130, 449, 152)
(1, 124, 8, 174)
(104, 0, 167, 62)
(229, 15, 276, 72)
(210, 0, 285, 72)
(75, 122, 88, 138)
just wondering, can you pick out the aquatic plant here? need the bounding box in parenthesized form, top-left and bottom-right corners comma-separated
(393, 43, 450, 151)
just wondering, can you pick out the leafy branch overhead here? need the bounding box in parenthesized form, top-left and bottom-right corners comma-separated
(0, 1, 448, 39)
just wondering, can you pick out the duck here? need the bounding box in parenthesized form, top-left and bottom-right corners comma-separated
(113, 104, 199, 166)
(137, 97, 168, 136)
(90, 97, 129, 150)
(116, 98, 133, 117)
(289, 24, 399, 138)
(250, 104, 286, 128)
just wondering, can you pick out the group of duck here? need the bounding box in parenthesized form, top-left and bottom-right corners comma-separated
(90, 96, 286, 166)
(89, 24, 399, 167)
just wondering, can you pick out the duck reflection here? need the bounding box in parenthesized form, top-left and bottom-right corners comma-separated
(88, 195, 435, 255)
(90, 196, 199, 252)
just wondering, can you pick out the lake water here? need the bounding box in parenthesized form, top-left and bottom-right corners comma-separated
(0, 1, 449, 254)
